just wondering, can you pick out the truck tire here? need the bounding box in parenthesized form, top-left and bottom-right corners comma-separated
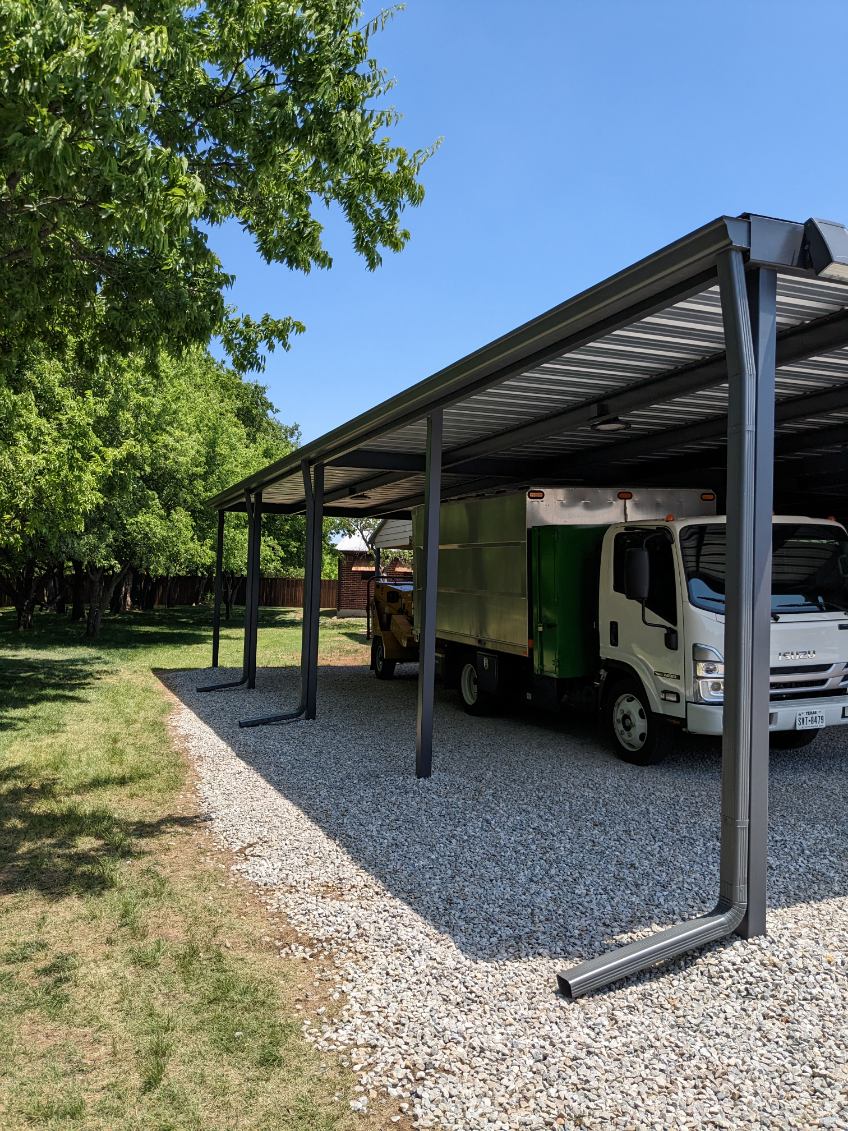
(605, 678, 672, 765)
(372, 637, 396, 680)
(458, 659, 497, 716)
(770, 729, 820, 749)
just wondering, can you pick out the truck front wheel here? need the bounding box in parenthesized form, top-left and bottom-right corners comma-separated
(605, 678, 672, 765)
(372, 637, 396, 680)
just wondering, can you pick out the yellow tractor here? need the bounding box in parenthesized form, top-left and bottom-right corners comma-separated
(369, 579, 418, 679)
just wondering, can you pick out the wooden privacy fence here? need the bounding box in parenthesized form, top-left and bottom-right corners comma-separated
(250, 576, 338, 608)
(169, 575, 339, 608)
(0, 574, 339, 611)
(149, 575, 339, 608)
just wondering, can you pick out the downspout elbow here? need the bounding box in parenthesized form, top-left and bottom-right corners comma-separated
(557, 896, 745, 1000)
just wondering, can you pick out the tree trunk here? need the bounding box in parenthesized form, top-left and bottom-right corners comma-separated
(136, 573, 151, 611)
(223, 574, 236, 620)
(111, 570, 132, 614)
(16, 595, 36, 631)
(85, 565, 129, 639)
(85, 567, 104, 638)
(70, 560, 85, 621)
(120, 571, 133, 612)
(163, 576, 173, 609)
(8, 559, 38, 631)
(54, 564, 66, 614)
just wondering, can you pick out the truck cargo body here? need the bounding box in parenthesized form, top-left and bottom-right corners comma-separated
(367, 488, 848, 763)
(412, 487, 715, 668)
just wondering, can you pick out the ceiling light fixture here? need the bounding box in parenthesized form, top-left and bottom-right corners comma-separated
(590, 403, 631, 433)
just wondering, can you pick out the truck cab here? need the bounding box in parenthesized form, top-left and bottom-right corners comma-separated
(600, 515, 848, 762)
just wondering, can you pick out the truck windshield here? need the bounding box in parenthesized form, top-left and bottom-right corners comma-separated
(679, 523, 848, 615)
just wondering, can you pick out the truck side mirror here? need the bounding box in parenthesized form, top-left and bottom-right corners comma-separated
(624, 547, 650, 604)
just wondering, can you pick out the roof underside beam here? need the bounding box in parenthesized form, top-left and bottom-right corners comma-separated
(318, 301, 848, 509)
(354, 384, 848, 517)
(440, 304, 848, 471)
(570, 381, 848, 484)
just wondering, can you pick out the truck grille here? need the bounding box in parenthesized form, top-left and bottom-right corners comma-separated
(769, 661, 848, 701)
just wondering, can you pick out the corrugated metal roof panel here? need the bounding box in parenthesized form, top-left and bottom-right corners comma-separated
(212, 216, 848, 515)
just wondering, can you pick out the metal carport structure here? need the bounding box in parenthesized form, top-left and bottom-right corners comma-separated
(199, 212, 848, 995)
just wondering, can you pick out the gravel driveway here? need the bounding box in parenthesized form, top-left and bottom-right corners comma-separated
(166, 663, 848, 1130)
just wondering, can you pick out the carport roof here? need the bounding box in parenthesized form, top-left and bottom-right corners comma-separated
(210, 213, 848, 518)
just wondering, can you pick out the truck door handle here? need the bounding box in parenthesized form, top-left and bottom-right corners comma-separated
(610, 621, 619, 646)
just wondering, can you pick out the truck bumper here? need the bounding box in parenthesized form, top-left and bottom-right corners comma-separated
(686, 696, 848, 736)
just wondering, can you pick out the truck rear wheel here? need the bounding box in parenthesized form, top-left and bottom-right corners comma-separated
(459, 659, 497, 716)
(372, 637, 396, 680)
(605, 678, 671, 765)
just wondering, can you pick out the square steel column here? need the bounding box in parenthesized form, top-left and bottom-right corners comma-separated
(197, 504, 250, 693)
(718, 255, 776, 940)
(416, 409, 443, 779)
(739, 268, 777, 938)
(244, 491, 263, 690)
(304, 463, 324, 720)
(211, 508, 225, 668)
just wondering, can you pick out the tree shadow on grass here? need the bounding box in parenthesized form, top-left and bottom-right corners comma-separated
(0, 657, 103, 734)
(0, 763, 206, 899)
(0, 607, 213, 656)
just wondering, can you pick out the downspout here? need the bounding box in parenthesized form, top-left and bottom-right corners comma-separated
(559, 249, 775, 998)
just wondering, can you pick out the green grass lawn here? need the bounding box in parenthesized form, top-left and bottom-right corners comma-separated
(0, 606, 375, 1130)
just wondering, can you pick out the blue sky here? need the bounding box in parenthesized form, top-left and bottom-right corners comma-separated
(208, 0, 848, 444)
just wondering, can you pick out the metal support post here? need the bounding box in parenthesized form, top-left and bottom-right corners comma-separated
(557, 250, 775, 997)
(245, 492, 263, 690)
(211, 509, 225, 669)
(239, 461, 324, 728)
(197, 491, 257, 692)
(735, 267, 776, 937)
(416, 410, 443, 779)
(304, 462, 324, 720)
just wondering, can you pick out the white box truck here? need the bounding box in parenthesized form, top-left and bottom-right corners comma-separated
(373, 488, 848, 763)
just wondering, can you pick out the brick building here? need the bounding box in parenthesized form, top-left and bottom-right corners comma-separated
(335, 534, 411, 617)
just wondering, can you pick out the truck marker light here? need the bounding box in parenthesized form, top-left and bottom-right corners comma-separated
(617, 491, 633, 501)
(701, 492, 716, 502)
(661, 690, 680, 703)
(665, 513, 675, 521)
(527, 490, 545, 499)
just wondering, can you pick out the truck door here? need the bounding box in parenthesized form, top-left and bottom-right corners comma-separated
(603, 528, 685, 717)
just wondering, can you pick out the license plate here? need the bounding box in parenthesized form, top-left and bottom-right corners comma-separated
(796, 709, 825, 730)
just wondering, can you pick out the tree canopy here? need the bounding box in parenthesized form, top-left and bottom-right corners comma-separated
(0, 1, 432, 373)
(0, 344, 342, 633)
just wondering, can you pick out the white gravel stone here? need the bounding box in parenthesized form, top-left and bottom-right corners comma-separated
(168, 664, 848, 1131)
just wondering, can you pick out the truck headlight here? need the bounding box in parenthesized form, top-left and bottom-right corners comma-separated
(694, 645, 724, 702)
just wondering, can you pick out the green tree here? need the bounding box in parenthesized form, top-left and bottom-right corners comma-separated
(66, 348, 301, 636)
(0, 1, 433, 374)
(0, 347, 105, 627)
